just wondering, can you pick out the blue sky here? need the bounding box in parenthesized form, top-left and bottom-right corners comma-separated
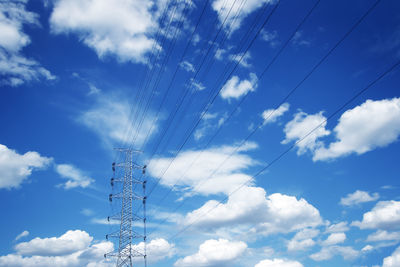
(1, 0, 400, 266)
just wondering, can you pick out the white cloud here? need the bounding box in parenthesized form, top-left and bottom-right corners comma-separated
(292, 31, 311, 47)
(78, 93, 158, 147)
(192, 33, 200, 45)
(174, 239, 247, 267)
(255, 258, 304, 267)
(0, 0, 55, 86)
(180, 60, 195, 72)
(220, 73, 258, 100)
(352, 201, 400, 230)
(262, 103, 289, 125)
(284, 99, 400, 162)
(314, 98, 400, 161)
(340, 190, 379, 206)
(287, 228, 319, 251)
(215, 48, 226, 60)
(292, 228, 320, 240)
(361, 244, 374, 253)
(367, 230, 400, 242)
(15, 231, 29, 241)
(0, 230, 113, 267)
(185, 186, 322, 235)
(310, 246, 359, 261)
(194, 112, 226, 141)
(325, 222, 349, 233)
(190, 78, 205, 91)
(132, 238, 175, 264)
(211, 0, 273, 33)
(149, 142, 322, 236)
(81, 208, 94, 217)
(282, 111, 330, 155)
(261, 30, 279, 47)
(91, 218, 119, 225)
(55, 164, 94, 189)
(148, 142, 258, 196)
(88, 84, 101, 95)
(0, 144, 53, 189)
(322, 232, 346, 246)
(229, 51, 252, 68)
(382, 185, 396, 190)
(287, 238, 315, 252)
(50, 0, 160, 63)
(383, 246, 400, 267)
(14, 230, 93, 256)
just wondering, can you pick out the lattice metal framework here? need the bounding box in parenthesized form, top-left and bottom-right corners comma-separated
(105, 148, 147, 267)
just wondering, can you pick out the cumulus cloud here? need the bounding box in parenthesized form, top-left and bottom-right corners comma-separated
(310, 246, 359, 261)
(367, 230, 400, 242)
(314, 98, 400, 161)
(352, 201, 400, 230)
(1, 230, 173, 267)
(283, 99, 400, 162)
(215, 48, 226, 60)
(55, 164, 94, 189)
(174, 239, 247, 267)
(220, 73, 258, 100)
(262, 103, 289, 125)
(361, 244, 374, 253)
(49, 0, 160, 63)
(148, 142, 258, 196)
(0, 230, 113, 267)
(229, 51, 252, 68)
(287, 228, 319, 251)
(255, 258, 304, 267)
(322, 233, 346, 246)
(15, 231, 29, 241)
(78, 93, 158, 147)
(0, 0, 55, 86)
(14, 230, 93, 257)
(287, 238, 315, 252)
(0, 144, 53, 189)
(211, 0, 273, 33)
(184, 186, 322, 235)
(132, 238, 175, 264)
(325, 221, 349, 233)
(340, 190, 379, 206)
(282, 111, 330, 155)
(149, 143, 321, 237)
(383, 246, 400, 267)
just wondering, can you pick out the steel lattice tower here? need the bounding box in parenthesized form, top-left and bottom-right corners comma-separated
(105, 148, 147, 267)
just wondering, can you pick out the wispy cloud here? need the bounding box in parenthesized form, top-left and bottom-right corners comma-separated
(55, 164, 94, 189)
(0, 144, 53, 189)
(0, 1, 55, 86)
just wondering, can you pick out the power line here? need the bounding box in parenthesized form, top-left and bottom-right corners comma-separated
(126, 1, 186, 149)
(146, 0, 382, 236)
(152, 0, 270, 162)
(167, 57, 400, 241)
(146, 0, 282, 197)
(151, 0, 321, 208)
(143, 0, 244, 164)
(137, 0, 212, 154)
(113, 0, 177, 165)
(188, 0, 383, 195)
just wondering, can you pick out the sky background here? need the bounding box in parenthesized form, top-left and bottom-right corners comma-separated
(1, 0, 400, 266)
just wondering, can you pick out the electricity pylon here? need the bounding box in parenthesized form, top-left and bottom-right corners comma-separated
(105, 148, 147, 267)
